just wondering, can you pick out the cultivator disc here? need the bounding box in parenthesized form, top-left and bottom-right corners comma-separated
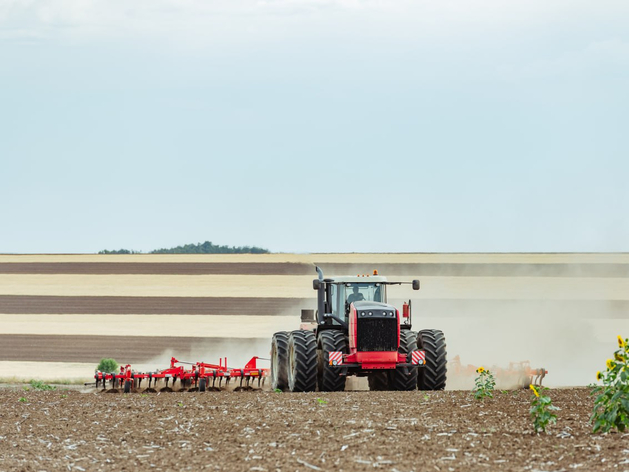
(93, 356, 269, 393)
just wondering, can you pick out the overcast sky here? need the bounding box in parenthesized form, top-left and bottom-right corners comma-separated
(1, 0, 628, 253)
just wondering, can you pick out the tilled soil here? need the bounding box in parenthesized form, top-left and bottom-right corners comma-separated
(0, 388, 627, 472)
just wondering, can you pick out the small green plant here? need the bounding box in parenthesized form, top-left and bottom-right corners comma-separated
(177, 402, 184, 407)
(529, 384, 559, 433)
(422, 393, 430, 401)
(274, 388, 282, 393)
(18, 397, 27, 403)
(590, 335, 629, 433)
(22, 386, 29, 391)
(473, 367, 495, 400)
(29, 380, 55, 391)
(97, 358, 118, 372)
(316, 398, 328, 405)
(60, 394, 68, 399)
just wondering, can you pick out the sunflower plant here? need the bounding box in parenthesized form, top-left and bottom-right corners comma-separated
(590, 335, 629, 433)
(529, 384, 559, 433)
(473, 367, 495, 400)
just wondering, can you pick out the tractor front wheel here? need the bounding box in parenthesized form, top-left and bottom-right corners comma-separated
(317, 330, 347, 392)
(417, 329, 447, 390)
(271, 331, 289, 391)
(287, 330, 317, 392)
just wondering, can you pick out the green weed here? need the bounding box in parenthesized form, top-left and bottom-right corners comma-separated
(591, 335, 629, 433)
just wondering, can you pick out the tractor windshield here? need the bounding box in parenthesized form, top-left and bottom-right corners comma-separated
(331, 283, 387, 322)
(345, 283, 384, 304)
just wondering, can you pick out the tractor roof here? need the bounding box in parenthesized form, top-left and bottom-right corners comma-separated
(327, 275, 388, 284)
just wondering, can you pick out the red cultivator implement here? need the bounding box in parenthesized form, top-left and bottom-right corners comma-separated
(94, 356, 269, 393)
(449, 356, 548, 389)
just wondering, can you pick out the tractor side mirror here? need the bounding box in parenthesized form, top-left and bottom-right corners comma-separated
(313, 279, 321, 290)
(412, 280, 420, 290)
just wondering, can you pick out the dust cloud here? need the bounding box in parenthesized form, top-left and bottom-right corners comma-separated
(403, 300, 627, 388)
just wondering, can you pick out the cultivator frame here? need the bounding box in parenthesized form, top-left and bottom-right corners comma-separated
(94, 356, 269, 393)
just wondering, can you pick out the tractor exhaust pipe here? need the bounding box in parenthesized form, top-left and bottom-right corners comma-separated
(315, 266, 325, 324)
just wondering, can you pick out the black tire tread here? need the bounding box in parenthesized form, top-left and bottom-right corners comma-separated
(318, 331, 347, 392)
(389, 330, 419, 391)
(368, 372, 389, 391)
(288, 330, 318, 392)
(271, 331, 289, 391)
(417, 329, 447, 391)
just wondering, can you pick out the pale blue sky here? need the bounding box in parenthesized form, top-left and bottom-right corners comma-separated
(1, 0, 628, 253)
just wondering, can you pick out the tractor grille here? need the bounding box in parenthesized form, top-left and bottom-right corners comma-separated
(356, 318, 397, 352)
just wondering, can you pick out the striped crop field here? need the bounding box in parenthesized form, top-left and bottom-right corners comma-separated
(0, 253, 627, 386)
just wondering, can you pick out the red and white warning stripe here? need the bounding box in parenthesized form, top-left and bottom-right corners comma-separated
(329, 351, 343, 366)
(412, 350, 426, 365)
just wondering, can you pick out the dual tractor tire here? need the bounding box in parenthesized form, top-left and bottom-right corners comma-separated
(272, 329, 347, 393)
(271, 331, 289, 391)
(317, 331, 347, 392)
(417, 329, 447, 391)
(287, 330, 318, 392)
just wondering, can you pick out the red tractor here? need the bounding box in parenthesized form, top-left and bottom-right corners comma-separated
(271, 267, 447, 392)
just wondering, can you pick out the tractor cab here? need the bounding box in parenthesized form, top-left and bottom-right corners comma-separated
(329, 277, 388, 322)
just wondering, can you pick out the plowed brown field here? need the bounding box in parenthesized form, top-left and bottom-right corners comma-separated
(1, 388, 626, 472)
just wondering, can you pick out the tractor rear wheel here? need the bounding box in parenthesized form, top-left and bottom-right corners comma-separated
(271, 331, 289, 391)
(317, 330, 347, 392)
(368, 372, 389, 391)
(389, 330, 419, 391)
(287, 330, 317, 392)
(417, 329, 447, 390)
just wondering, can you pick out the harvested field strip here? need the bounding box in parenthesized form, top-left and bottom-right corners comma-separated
(0, 262, 314, 275)
(2, 261, 629, 277)
(2, 295, 628, 317)
(0, 334, 270, 363)
(3, 274, 629, 299)
(0, 274, 313, 298)
(0, 295, 308, 315)
(0, 314, 296, 337)
(0, 361, 98, 381)
(2, 252, 629, 263)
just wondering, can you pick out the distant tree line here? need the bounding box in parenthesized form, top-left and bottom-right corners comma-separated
(99, 241, 269, 255)
(98, 249, 142, 254)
